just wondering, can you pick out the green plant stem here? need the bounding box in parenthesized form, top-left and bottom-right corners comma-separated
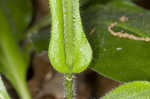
(10, 78, 31, 99)
(0, 31, 31, 99)
(65, 73, 73, 99)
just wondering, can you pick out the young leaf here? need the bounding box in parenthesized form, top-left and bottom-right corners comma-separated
(82, 0, 150, 82)
(102, 81, 150, 99)
(48, 0, 92, 73)
(0, 0, 32, 98)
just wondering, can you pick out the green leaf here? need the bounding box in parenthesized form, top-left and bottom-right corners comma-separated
(48, 0, 92, 73)
(82, 0, 150, 81)
(102, 81, 150, 99)
(0, 0, 32, 98)
(80, 0, 111, 7)
(31, 29, 50, 53)
(26, 15, 51, 53)
(0, 76, 10, 99)
(0, 0, 32, 40)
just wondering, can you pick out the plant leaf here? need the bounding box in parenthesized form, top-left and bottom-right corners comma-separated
(82, 0, 150, 81)
(31, 29, 50, 53)
(0, 0, 32, 98)
(48, 0, 92, 73)
(102, 81, 150, 99)
(0, 0, 32, 40)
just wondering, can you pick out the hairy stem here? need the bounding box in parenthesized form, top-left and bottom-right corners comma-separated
(73, 74, 77, 99)
(65, 73, 73, 99)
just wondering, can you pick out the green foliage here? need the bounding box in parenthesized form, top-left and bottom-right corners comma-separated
(83, 0, 150, 82)
(0, 0, 32, 40)
(102, 81, 150, 99)
(0, 0, 32, 98)
(1, 0, 150, 98)
(28, 0, 150, 82)
(48, 0, 92, 73)
(31, 29, 50, 52)
(0, 77, 10, 99)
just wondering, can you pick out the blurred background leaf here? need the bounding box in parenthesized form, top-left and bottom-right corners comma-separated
(0, 0, 32, 98)
(0, 0, 32, 40)
(26, 15, 51, 53)
(102, 81, 150, 99)
(31, 28, 50, 53)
